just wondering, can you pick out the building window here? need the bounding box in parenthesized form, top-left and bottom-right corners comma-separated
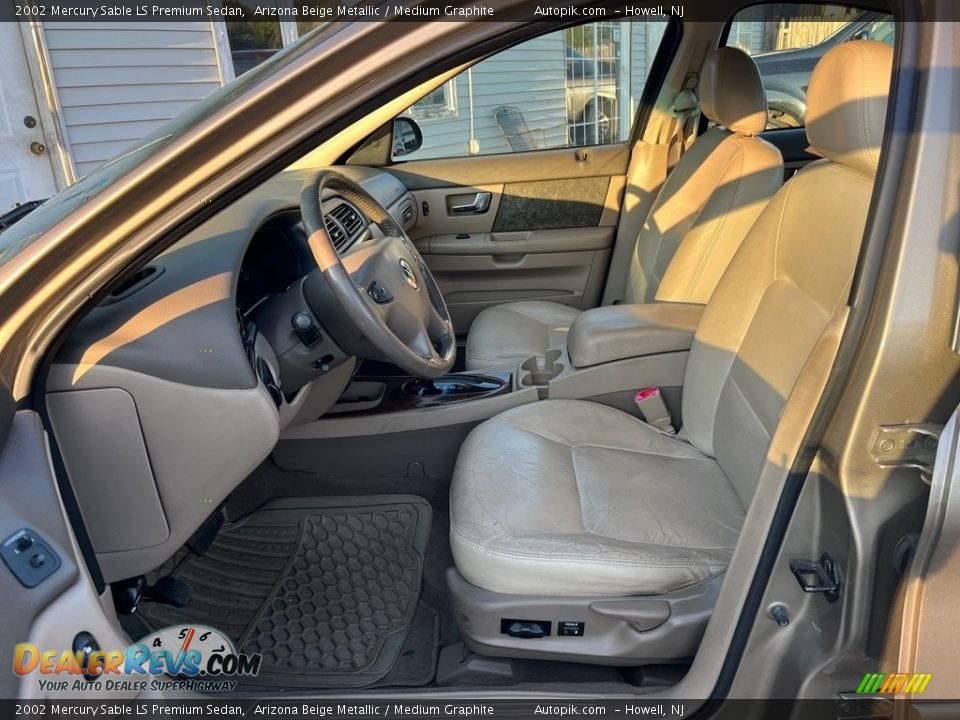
(219, 3, 326, 77)
(406, 81, 458, 122)
(225, 18, 282, 75)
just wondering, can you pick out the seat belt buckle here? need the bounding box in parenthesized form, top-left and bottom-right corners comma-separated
(634, 387, 675, 435)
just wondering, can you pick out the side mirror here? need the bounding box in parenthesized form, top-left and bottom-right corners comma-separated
(392, 117, 423, 157)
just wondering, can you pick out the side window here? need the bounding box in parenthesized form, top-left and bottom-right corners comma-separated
(728, 5, 894, 130)
(393, 20, 669, 161)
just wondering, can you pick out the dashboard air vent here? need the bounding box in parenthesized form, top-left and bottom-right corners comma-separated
(323, 202, 365, 253)
(102, 264, 165, 305)
(330, 202, 365, 238)
(323, 216, 348, 251)
(399, 200, 415, 228)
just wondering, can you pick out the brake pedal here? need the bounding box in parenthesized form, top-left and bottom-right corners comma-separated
(141, 576, 192, 608)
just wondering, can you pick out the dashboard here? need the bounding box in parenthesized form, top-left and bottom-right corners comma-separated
(44, 164, 417, 583)
(54, 165, 415, 394)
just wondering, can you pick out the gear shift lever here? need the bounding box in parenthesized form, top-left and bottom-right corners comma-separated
(401, 375, 507, 400)
(404, 378, 443, 396)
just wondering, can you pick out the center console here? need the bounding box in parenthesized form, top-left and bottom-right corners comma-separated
(324, 373, 512, 416)
(274, 362, 540, 478)
(273, 302, 705, 479)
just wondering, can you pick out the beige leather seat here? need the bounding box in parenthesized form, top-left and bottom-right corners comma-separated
(449, 41, 892, 660)
(465, 46, 783, 372)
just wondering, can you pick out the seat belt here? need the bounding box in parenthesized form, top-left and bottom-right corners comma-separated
(634, 387, 676, 435)
(665, 74, 700, 169)
(599, 52, 706, 307)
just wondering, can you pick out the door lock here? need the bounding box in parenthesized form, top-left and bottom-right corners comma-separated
(790, 552, 842, 603)
(870, 423, 942, 481)
(29, 141, 46, 156)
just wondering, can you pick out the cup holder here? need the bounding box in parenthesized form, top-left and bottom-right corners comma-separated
(519, 349, 564, 399)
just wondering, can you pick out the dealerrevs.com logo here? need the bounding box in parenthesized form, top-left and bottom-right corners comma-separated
(13, 625, 261, 693)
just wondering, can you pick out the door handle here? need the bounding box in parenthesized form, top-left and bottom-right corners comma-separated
(449, 192, 492, 215)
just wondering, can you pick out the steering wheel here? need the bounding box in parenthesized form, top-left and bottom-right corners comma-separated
(299, 170, 456, 378)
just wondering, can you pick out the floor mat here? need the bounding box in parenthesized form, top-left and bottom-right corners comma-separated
(139, 495, 433, 689)
(369, 601, 440, 688)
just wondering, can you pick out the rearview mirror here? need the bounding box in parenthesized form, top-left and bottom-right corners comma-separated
(393, 117, 423, 157)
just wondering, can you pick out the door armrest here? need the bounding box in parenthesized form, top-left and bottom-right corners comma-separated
(567, 303, 704, 369)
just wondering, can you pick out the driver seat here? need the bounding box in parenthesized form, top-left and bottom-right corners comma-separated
(448, 41, 893, 664)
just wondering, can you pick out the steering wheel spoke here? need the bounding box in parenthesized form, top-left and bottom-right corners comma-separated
(409, 322, 443, 362)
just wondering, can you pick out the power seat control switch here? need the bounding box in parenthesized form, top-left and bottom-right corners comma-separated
(558, 621, 585, 637)
(1, 529, 61, 588)
(500, 619, 551, 638)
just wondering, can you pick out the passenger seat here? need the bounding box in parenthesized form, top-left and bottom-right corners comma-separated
(465, 46, 784, 372)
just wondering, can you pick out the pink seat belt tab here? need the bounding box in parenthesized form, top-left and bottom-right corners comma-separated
(633, 387, 675, 434)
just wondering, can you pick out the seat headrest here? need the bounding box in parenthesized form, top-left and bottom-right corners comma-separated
(699, 47, 768, 136)
(806, 40, 893, 177)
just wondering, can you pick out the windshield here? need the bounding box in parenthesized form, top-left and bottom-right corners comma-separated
(0, 22, 329, 270)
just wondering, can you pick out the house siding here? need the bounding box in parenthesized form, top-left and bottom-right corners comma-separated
(413, 34, 568, 159)
(42, 22, 222, 177)
(404, 22, 668, 161)
(630, 21, 667, 111)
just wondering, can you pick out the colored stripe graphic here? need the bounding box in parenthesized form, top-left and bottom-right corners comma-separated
(857, 673, 880, 693)
(857, 672, 932, 694)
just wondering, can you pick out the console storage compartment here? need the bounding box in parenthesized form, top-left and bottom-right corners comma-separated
(324, 381, 387, 415)
(566, 303, 703, 369)
(327, 373, 511, 416)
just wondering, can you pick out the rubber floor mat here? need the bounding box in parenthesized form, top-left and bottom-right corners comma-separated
(139, 495, 433, 688)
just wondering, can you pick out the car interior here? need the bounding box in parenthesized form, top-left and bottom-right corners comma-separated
(31, 2, 901, 698)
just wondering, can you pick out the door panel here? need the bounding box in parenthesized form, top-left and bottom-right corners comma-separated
(390, 144, 628, 333)
(415, 226, 614, 256)
(492, 176, 609, 231)
(0, 406, 81, 698)
(0, 404, 136, 700)
(389, 143, 629, 189)
(411, 184, 505, 237)
(415, 228, 613, 332)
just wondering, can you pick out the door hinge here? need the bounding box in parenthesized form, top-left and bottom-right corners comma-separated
(870, 423, 942, 482)
(790, 552, 842, 603)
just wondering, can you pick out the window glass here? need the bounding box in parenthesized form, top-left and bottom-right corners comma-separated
(222, 6, 328, 76)
(392, 20, 669, 161)
(728, 5, 894, 130)
(224, 2, 283, 75)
